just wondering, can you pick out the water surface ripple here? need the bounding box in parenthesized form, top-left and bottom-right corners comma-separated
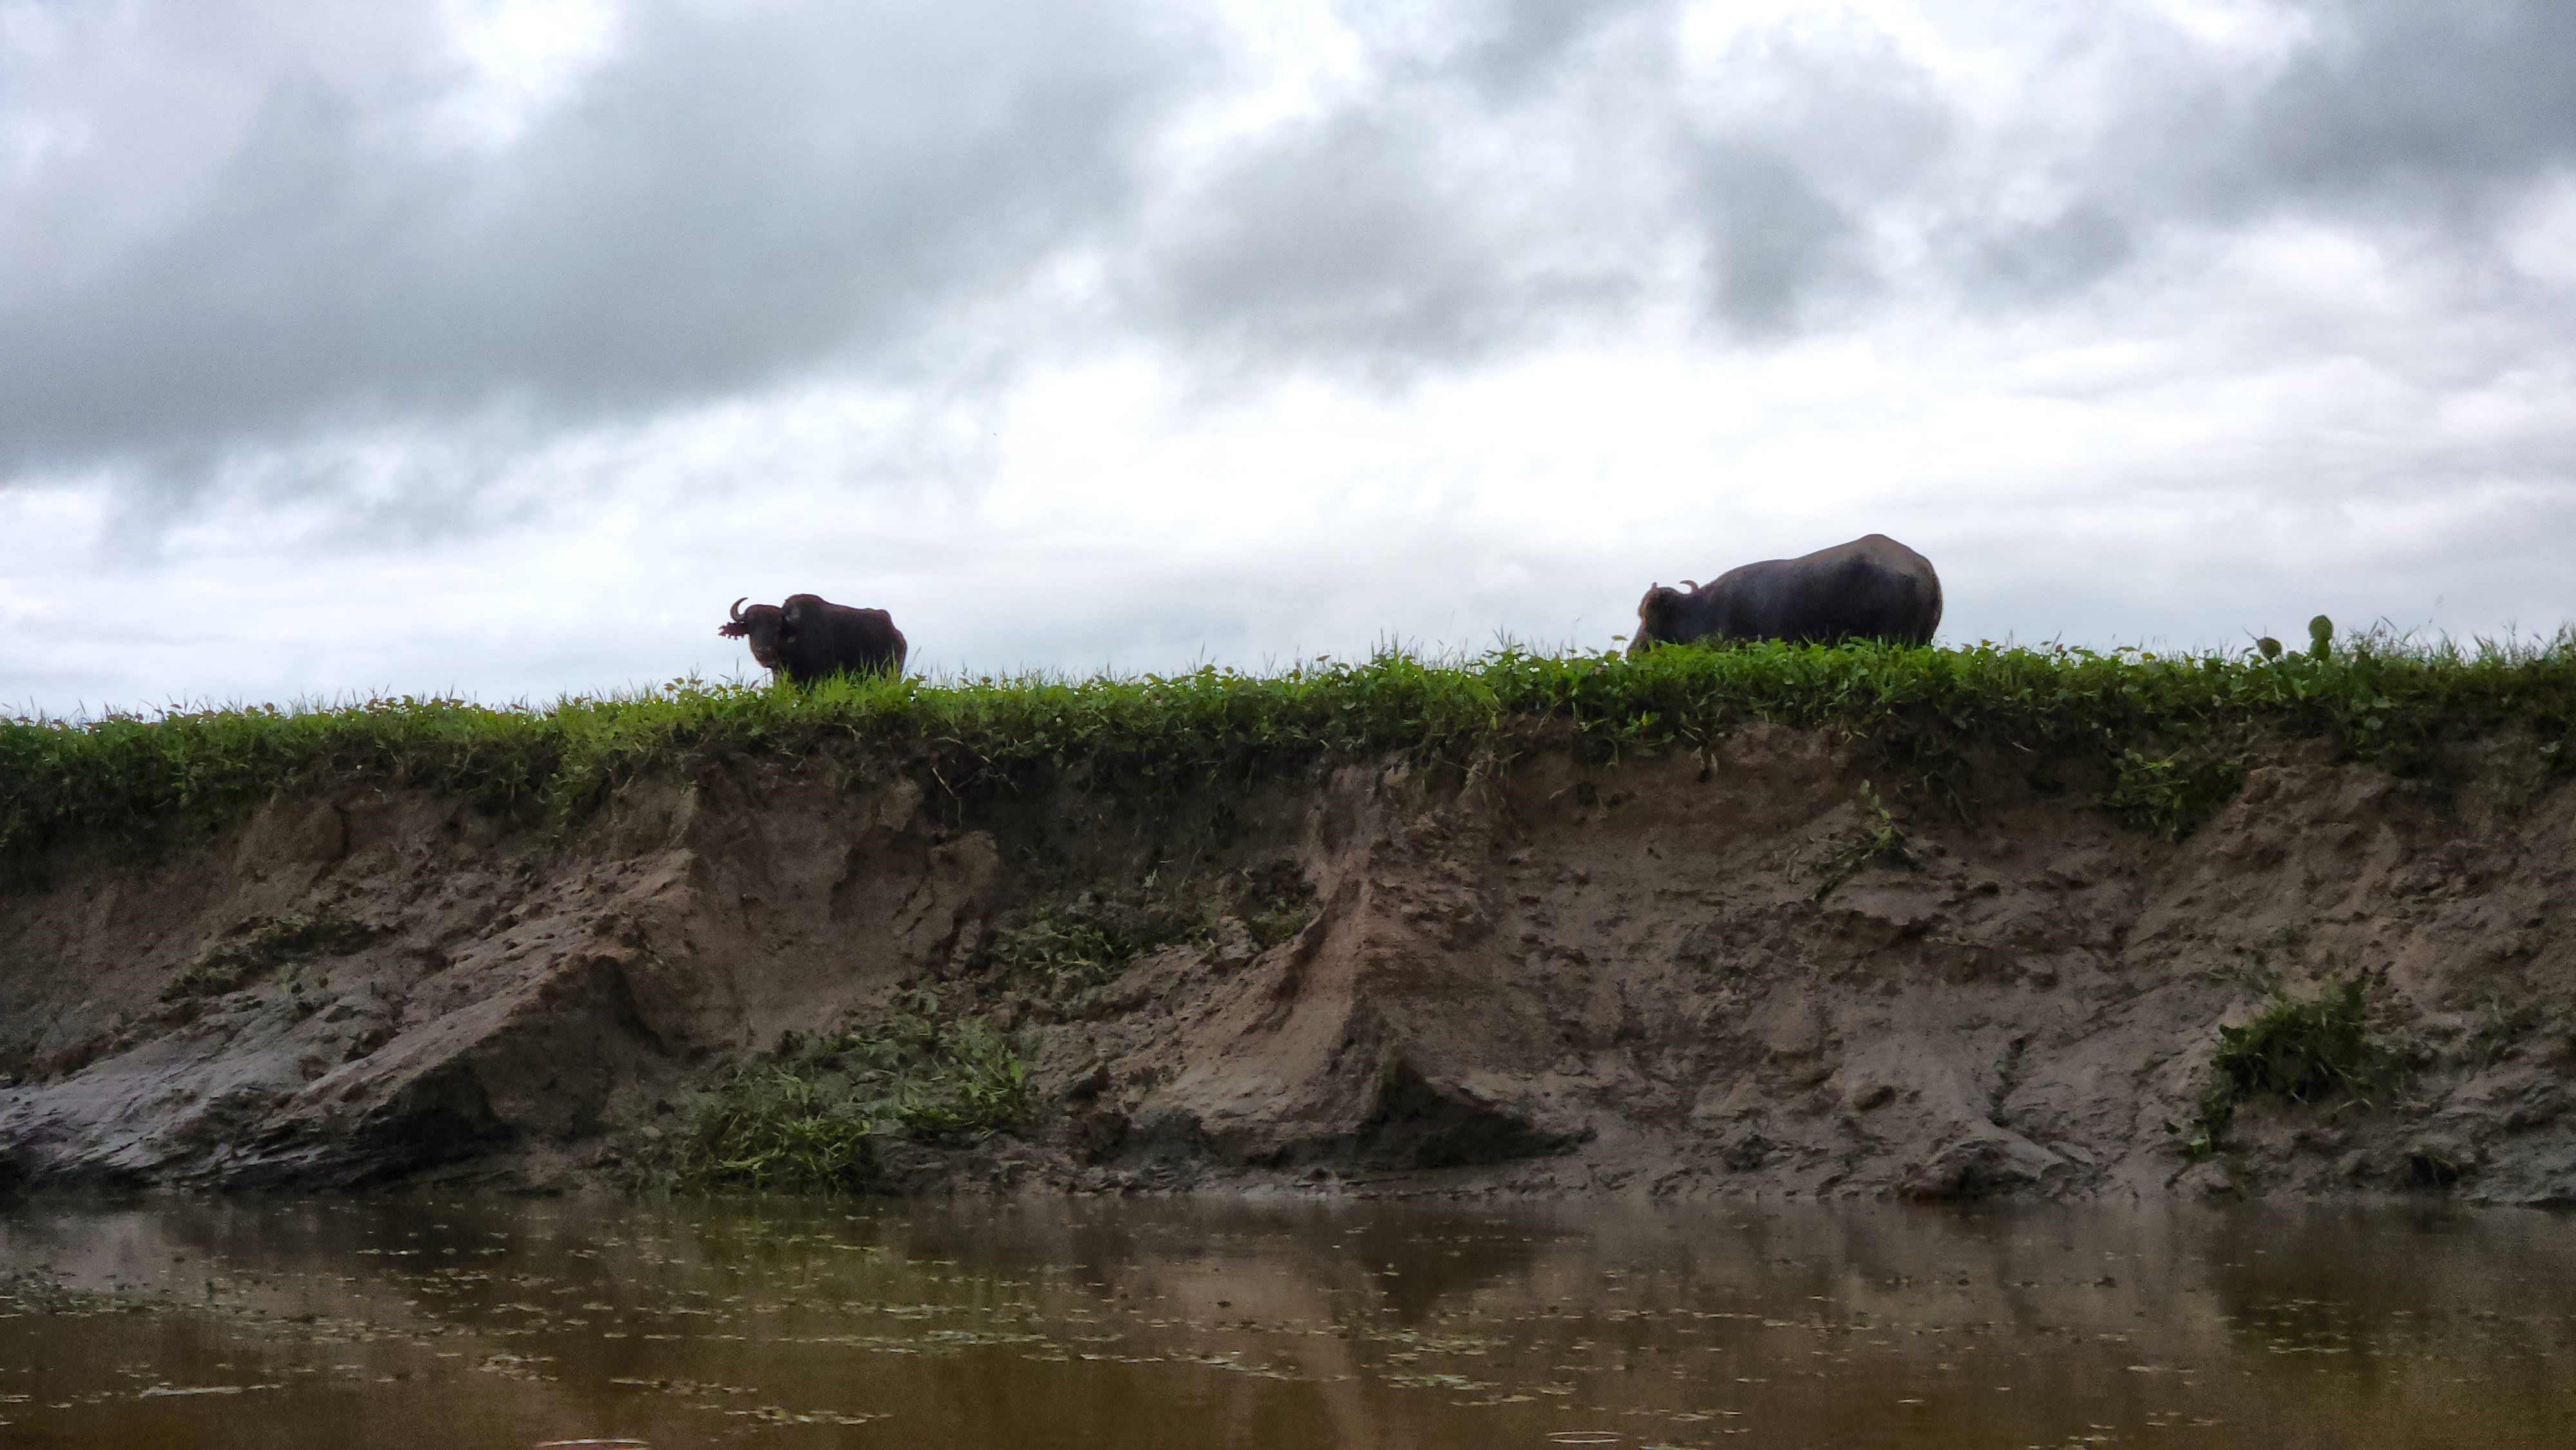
(1, 1197, 2569, 1447)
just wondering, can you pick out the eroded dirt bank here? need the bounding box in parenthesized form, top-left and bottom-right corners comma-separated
(4, 726, 2573, 1203)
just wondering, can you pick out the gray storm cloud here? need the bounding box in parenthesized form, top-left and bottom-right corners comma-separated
(6, 0, 2576, 715)
(2243, 0, 2576, 209)
(0, 0, 1195, 476)
(5, 0, 2575, 485)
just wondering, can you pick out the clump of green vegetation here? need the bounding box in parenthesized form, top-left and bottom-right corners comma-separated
(159, 912, 379, 1002)
(983, 862, 1318, 995)
(886, 1018, 1030, 1144)
(1809, 780, 1915, 896)
(1851, 780, 1914, 869)
(2176, 979, 2388, 1159)
(681, 1066, 881, 1192)
(985, 906, 1132, 988)
(2099, 747, 2247, 842)
(985, 892, 1205, 993)
(2213, 978, 2382, 1103)
(678, 1002, 1030, 1193)
(8, 630, 2576, 875)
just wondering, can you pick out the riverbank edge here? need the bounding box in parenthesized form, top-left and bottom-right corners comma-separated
(5, 683, 2575, 1203)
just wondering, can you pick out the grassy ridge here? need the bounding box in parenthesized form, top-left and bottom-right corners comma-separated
(6, 634, 2575, 867)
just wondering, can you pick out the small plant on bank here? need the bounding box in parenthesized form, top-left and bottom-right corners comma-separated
(683, 1066, 880, 1192)
(2099, 748, 2246, 843)
(677, 1006, 1032, 1193)
(1808, 780, 1915, 898)
(985, 895, 1198, 993)
(2214, 977, 2381, 1102)
(984, 862, 1317, 996)
(1853, 782, 1913, 869)
(889, 1018, 1029, 1144)
(2176, 979, 2387, 1159)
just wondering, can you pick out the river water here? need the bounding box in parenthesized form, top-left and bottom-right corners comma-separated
(0, 1194, 2569, 1449)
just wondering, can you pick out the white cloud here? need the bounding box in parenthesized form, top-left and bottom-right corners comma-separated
(431, 0, 621, 150)
(5, 0, 2576, 714)
(2505, 172, 2576, 286)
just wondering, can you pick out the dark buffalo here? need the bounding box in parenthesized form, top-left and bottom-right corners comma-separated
(719, 594, 908, 684)
(1629, 534, 1942, 654)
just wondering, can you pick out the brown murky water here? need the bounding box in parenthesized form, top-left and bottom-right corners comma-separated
(0, 1196, 2570, 1449)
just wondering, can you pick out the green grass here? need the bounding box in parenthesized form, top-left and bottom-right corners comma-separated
(984, 894, 1207, 993)
(2098, 748, 2249, 842)
(677, 1005, 1032, 1193)
(983, 867, 1317, 995)
(2211, 979, 2382, 1104)
(1806, 780, 1918, 898)
(8, 630, 2576, 874)
(2177, 979, 2392, 1159)
(679, 1065, 883, 1192)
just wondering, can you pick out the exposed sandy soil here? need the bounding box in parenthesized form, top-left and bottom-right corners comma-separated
(4, 726, 2573, 1203)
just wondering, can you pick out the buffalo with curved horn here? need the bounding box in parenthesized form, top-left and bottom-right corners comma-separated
(719, 594, 907, 684)
(1629, 534, 1942, 654)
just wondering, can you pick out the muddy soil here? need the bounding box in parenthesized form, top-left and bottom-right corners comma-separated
(3, 726, 2573, 1202)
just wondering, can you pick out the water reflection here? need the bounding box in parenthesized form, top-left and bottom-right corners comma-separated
(1, 1195, 2571, 1448)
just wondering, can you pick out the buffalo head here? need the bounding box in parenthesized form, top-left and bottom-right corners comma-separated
(717, 596, 791, 673)
(1627, 580, 1697, 656)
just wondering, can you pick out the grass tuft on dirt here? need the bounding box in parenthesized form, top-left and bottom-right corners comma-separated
(677, 1003, 1030, 1194)
(980, 864, 1316, 999)
(2179, 979, 2392, 1158)
(8, 630, 2576, 874)
(2210, 979, 2386, 1105)
(2099, 748, 2248, 842)
(985, 894, 1208, 994)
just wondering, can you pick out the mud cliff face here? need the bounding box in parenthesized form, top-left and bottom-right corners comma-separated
(3, 727, 2573, 1202)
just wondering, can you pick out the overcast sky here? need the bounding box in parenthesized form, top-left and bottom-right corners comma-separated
(5, 0, 2573, 713)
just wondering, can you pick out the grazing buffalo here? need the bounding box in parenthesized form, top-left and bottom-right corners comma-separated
(1628, 534, 1942, 654)
(719, 594, 908, 684)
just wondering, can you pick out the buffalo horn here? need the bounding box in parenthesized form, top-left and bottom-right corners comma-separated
(729, 596, 748, 623)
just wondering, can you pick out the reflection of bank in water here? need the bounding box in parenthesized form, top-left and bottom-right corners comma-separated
(0, 1197, 2570, 1449)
